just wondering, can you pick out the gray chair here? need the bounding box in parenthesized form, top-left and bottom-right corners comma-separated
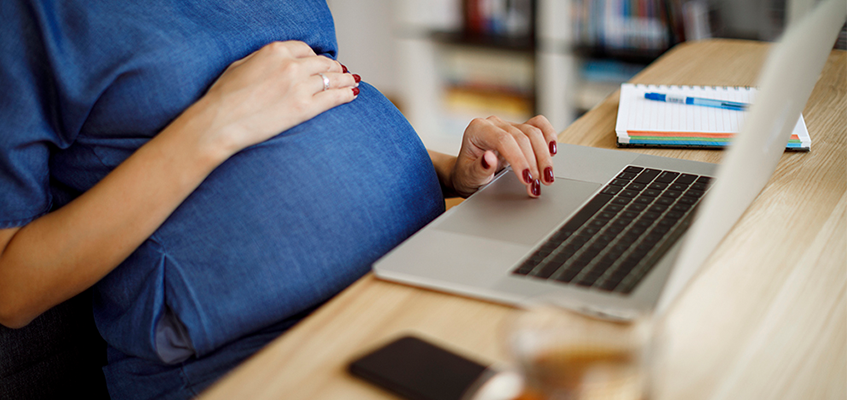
(0, 290, 110, 399)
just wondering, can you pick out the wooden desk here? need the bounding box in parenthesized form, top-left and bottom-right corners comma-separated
(200, 40, 847, 400)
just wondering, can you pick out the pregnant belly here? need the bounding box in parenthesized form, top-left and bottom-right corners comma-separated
(94, 83, 445, 360)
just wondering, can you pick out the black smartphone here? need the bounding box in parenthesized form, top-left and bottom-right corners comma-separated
(348, 335, 496, 400)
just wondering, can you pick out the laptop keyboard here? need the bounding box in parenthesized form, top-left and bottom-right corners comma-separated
(512, 165, 712, 294)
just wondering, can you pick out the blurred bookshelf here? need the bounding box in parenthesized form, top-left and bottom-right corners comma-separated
(389, 0, 826, 155)
(567, 0, 721, 114)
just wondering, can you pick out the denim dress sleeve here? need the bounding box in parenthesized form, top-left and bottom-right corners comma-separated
(0, 1, 75, 228)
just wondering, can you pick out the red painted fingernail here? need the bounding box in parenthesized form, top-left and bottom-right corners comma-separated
(544, 167, 554, 183)
(341, 64, 349, 73)
(531, 180, 541, 196)
(352, 87, 360, 96)
(523, 169, 532, 184)
(353, 74, 361, 83)
(549, 141, 558, 155)
(482, 156, 490, 170)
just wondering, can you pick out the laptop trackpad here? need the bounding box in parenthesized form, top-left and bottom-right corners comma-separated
(434, 174, 601, 246)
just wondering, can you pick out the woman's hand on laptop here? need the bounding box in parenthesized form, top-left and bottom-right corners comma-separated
(450, 115, 558, 198)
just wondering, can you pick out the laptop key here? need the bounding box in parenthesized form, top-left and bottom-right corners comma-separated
(571, 235, 591, 245)
(552, 230, 572, 242)
(684, 189, 704, 198)
(665, 210, 685, 219)
(655, 197, 675, 205)
(646, 204, 665, 214)
(618, 189, 639, 198)
(611, 217, 631, 227)
(612, 197, 631, 205)
(655, 171, 680, 183)
(576, 275, 601, 287)
(616, 259, 639, 274)
(597, 210, 617, 220)
(621, 210, 640, 219)
(642, 189, 662, 197)
(602, 227, 623, 237)
(675, 174, 698, 184)
(598, 279, 621, 291)
(602, 186, 622, 195)
(529, 261, 563, 279)
(658, 217, 678, 227)
(587, 240, 608, 252)
(672, 203, 692, 212)
(634, 196, 653, 205)
(589, 219, 607, 228)
(553, 266, 583, 283)
(622, 230, 643, 242)
(678, 197, 697, 205)
(576, 252, 596, 264)
(513, 260, 536, 275)
(642, 211, 661, 219)
(605, 204, 625, 213)
(579, 227, 600, 237)
(551, 253, 570, 265)
(594, 257, 617, 271)
(634, 169, 661, 184)
(634, 218, 654, 228)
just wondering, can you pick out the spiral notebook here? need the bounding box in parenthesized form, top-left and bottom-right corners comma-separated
(615, 83, 811, 151)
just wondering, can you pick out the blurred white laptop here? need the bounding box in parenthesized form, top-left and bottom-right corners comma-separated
(374, 0, 846, 320)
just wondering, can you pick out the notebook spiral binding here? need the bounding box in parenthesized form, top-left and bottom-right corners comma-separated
(634, 83, 755, 90)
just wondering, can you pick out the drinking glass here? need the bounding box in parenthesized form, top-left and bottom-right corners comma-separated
(508, 305, 652, 400)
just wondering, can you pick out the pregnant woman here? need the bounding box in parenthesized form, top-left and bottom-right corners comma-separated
(0, 1, 557, 398)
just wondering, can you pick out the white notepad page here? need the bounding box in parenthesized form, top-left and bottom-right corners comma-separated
(615, 83, 810, 148)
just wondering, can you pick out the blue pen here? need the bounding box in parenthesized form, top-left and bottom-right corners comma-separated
(644, 92, 749, 111)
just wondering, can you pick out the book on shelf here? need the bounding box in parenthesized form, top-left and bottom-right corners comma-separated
(464, 0, 534, 39)
(615, 83, 811, 150)
(569, 0, 712, 60)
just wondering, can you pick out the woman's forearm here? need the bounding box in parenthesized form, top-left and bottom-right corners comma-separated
(0, 41, 358, 329)
(428, 150, 458, 197)
(0, 98, 229, 328)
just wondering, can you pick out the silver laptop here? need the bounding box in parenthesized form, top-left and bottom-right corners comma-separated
(374, 0, 846, 320)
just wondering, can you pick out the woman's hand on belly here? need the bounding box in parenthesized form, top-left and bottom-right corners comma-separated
(197, 40, 360, 159)
(433, 115, 559, 198)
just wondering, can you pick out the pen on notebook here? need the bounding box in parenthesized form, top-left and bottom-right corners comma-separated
(644, 92, 749, 111)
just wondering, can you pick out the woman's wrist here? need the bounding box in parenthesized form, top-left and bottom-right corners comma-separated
(181, 94, 243, 164)
(154, 93, 248, 183)
(428, 150, 460, 198)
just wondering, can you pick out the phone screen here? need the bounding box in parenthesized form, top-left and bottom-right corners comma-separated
(349, 336, 492, 400)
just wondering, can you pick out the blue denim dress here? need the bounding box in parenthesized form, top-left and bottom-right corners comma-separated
(0, 1, 445, 398)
